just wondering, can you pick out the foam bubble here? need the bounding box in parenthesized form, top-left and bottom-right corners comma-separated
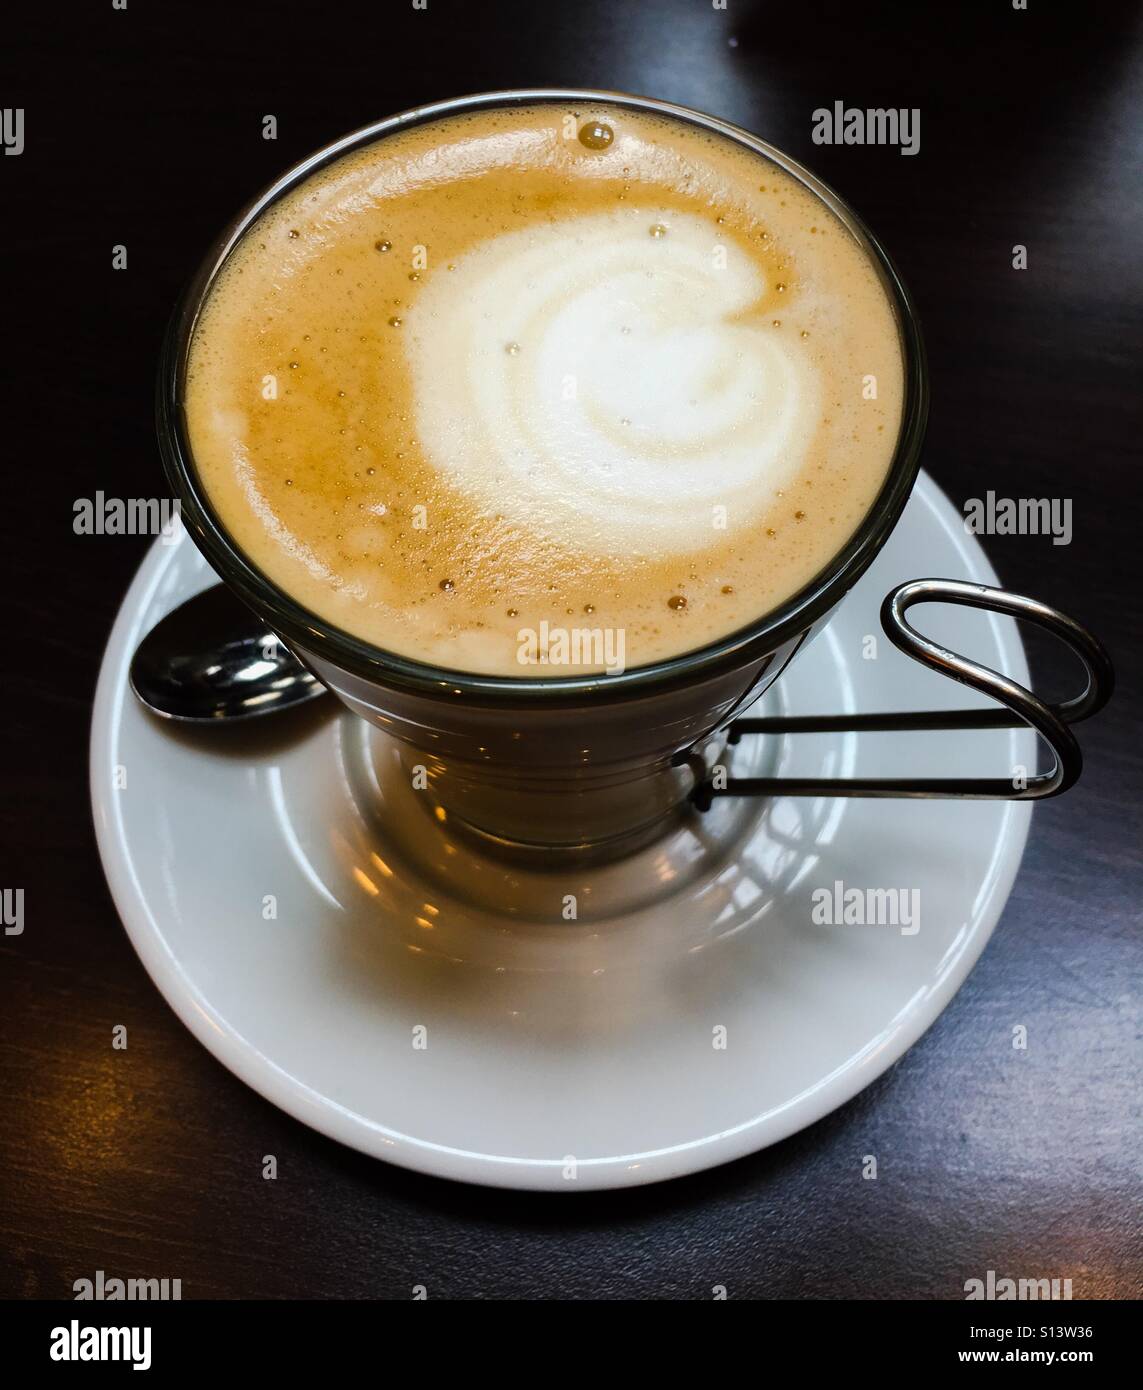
(404, 209, 819, 558)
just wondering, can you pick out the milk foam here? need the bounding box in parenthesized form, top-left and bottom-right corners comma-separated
(186, 102, 905, 676)
(405, 209, 818, 557)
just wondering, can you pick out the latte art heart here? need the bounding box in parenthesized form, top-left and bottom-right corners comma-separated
(406, 210, 818, 556)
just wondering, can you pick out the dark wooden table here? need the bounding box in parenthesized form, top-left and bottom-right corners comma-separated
(3, 0, 1139, 1299)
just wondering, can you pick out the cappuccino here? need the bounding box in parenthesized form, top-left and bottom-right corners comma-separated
(186, 102, 903, 675)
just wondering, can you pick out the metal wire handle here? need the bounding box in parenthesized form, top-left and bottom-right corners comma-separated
(693, 579, 1114, 806)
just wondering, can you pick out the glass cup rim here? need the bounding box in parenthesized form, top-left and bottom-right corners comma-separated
(158, 86, 928, 706)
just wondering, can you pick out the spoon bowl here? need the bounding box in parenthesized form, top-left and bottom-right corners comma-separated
(130, 585, 327, 722)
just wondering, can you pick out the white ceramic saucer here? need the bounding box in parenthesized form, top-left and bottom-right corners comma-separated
(91, 473, 1034, 1191)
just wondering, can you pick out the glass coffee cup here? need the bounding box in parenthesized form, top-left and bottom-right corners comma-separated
(158, 89, 1113, 864)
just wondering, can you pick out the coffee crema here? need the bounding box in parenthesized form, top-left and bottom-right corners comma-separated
(186, 102, 904, 676)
